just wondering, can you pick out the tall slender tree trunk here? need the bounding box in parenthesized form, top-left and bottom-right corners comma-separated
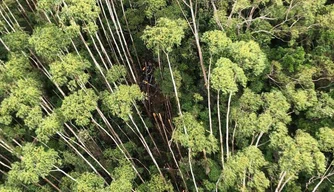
(189, 0, 207, 86)
(217, 91, 224, 167)
(226, 92, 232, 159)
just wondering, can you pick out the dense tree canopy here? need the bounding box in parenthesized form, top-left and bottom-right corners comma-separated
(0, 0, 333, 191)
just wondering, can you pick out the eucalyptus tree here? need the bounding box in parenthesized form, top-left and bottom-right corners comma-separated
(7, 144, 61, 185)
(60, 89, 98, 126)
(142, 17, 196, 190)
(173, 112, 218, 155)
(29, 24, 71, 61)
(2, 30, 30, 52)
(0, 78, 43, 130)
(73, 172, 106, 192)
(108, 160, 136, 192)
(202, 30, 232, 139)
(141, 16, 187, 122)
(49, 53, 91, 91)
(211, 57, 247, 159)
(101, 84, 143, 121)
(220, 146, 269, 191)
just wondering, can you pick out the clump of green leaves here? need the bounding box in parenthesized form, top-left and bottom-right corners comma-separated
(229, 40, 268, 77)
(317, 127, 334, 152)
(270, 127, 326, 181)
(37, 0, 62, 11)
(63, 0, 100, 23)
(36, 111, 64, 142)
(2, 31, 30, 52)
(61, 89, 98, 126)
(142, 17, 187, 53)
(202, 30, 231, 56)
(109, 161, 136, 192)
(106, 65, 127, 84)
(211, 57, 247, 94)
(29, 24, 70, 61)
(50, 53, 91, 91)
(8, 144, 61, 184)
(0, 78, 42, 129)
(154, 67, 182, 97)
(141, 0, 167, 18)
(101, 85, 143, 121)
(0, 185, 21, 192)
(306, 92, 334, 119)
(286, 85, 317, 111)
(137, 174, 173, 192)
(5, 54, 35, 79)
(74, 172, 105, 192)
(61, 0, 101, 34)
(231, 89, 291, 145)
(173, 113, 218, 154)
(220, 146, 269, 191)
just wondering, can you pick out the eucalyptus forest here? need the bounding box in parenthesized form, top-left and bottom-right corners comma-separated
(0, 0, 334, 191)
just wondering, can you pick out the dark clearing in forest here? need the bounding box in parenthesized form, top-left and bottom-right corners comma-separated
(0, 0, 334, 191)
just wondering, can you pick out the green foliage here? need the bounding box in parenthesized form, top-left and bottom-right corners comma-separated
(2, 1, 334, 191)
(37, 0, 62, 11)
(103, 141, 140, 165)
(0, 124, 25, 140)
(232, 89, 291, 145)
(306, 92, 334, 119)
(202, 30, 232, 56)
(286, 86, 317, 111)
(0, 185, 21, 192)
(0, 65, 10, 94)
(109, 161, 136, 192)
(271, 128, 326, 179)
(60, 0, 100, 34)
(0, 78, 42, 128)
(63, 0, 100, 22)
(141, 0, 167, 18)
(74, 172, 105, 192)
(142, 17, 187, 53)
(316, 127, 334, 152)
(203, 158, 221, 182)
(29, 24, 70, 61)
(262, 90, 291, 124)
(294, 66, 316, 89)
(101, 85, 143, 120)
(56, 0, 101, 34)
(238, 88, 263, 111)
(220, 146, 269, 191)
(37, 0, 62, 13)
(173, 113, 218, 154)
(22, 106, 44, 130)
(62, 152, 90, 172)
(61, 89, 98, 126)
(4, 53, 35, 79)
(50, 53, 91, 90)
(211, 57, 247, 94)
(272, 47, 306, 73)
(154, 2, 183, 19)
(106, 65, 127, 84)
(36, 111, 64, 142)
(7, 144, 61, 184)
(229, 40, 268, 77)
(154, 67, 182, 97)
(137, 174, 173, 192)
(109, 177, 133, 192)
(63, 20, 81, 38)
(233, 0, 252, 12)
(2, 31, 30, 52)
